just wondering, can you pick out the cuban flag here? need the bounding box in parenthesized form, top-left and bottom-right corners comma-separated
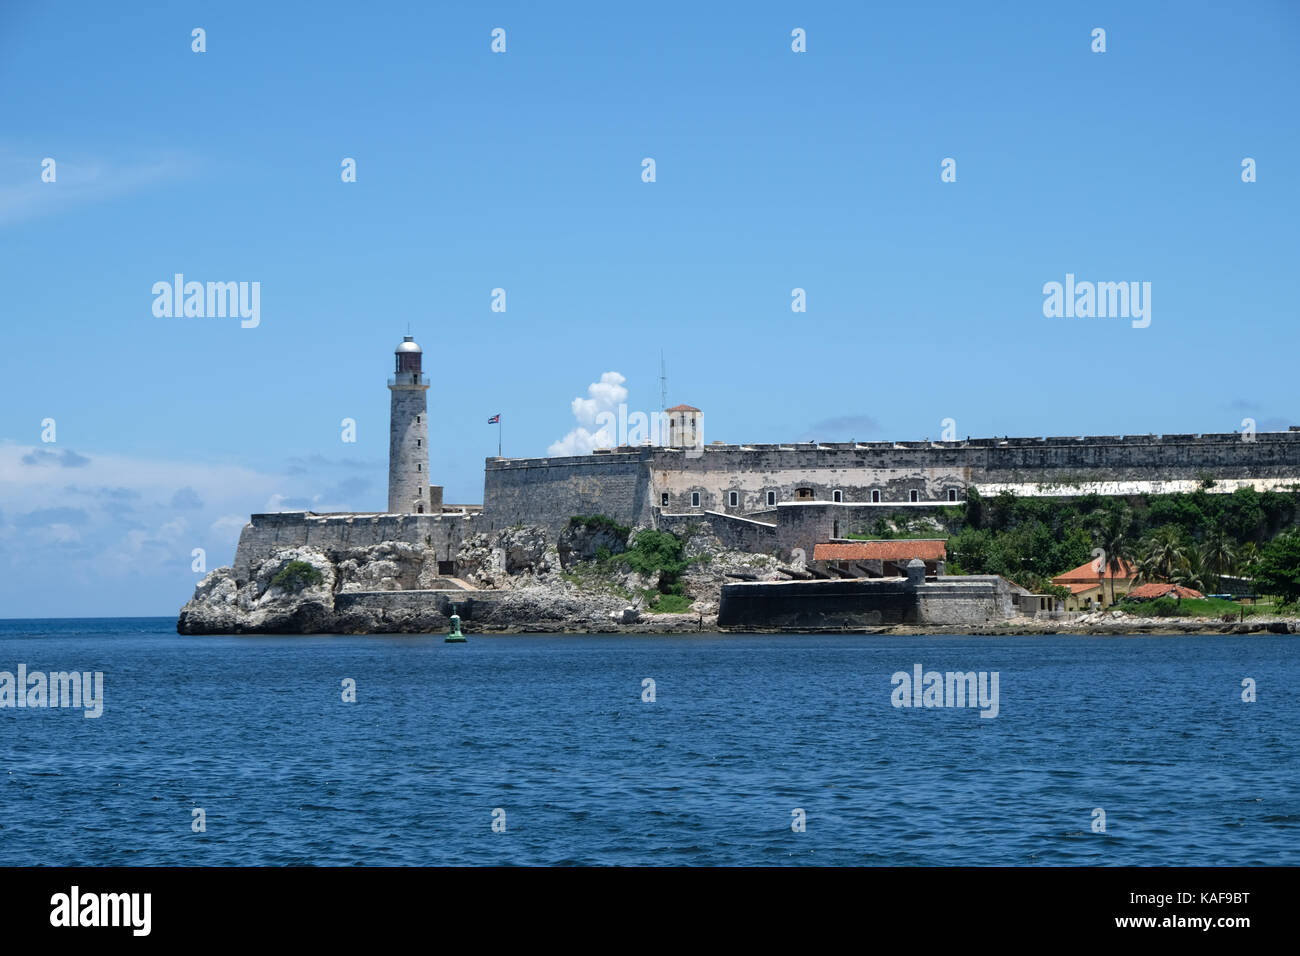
(487, 414, 500, 424)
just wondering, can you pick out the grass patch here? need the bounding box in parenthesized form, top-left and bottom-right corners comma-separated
(645, 592, 694, 614)
(1115, 596, 1271, 618)
(561, 566, 635, 602)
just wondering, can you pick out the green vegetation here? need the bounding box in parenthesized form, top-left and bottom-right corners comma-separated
(560, 563, 635, 601)
(567, 514, 632, 539)
(617, 528, 690, 596)
(563, 524, 697, 605)
(944, 487, 1300, 597)
(1114, 596, 1240, 618)
(1253, 531, 1300, 604)
(645, 592, 693, 614)
(270, 560, 323, 593)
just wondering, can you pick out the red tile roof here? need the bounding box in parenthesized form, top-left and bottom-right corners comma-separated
(1067, 582, 1103, 595)
(1053, 557, 1139, 584)
(1127, 583, 1204, 601)
(665, 404, 701, 413)
(813, 540, 947, 563)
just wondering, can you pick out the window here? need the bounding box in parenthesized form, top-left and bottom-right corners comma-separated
(832, 490, 842, 503)
(661, 492, 669, 507)
(910, 490, 919, 502)
(691, 491, 700, 508)
(767, 491, 776, 506)
(947, 489, 958, 502)
(416, 439, 421, 447)
(417, 486, 421, 496)
(728, 491, 739, 507)
(871, 489, 880, 503)
(833, 520, 840, 538)
(416, 463, 421, 472)
(416, 415, 421, 424)
(796, 487, 813, 500)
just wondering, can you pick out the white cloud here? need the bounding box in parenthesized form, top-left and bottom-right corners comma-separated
(0, 433, 395, 615)
(548, 372, 627, 456)
(0, 440, 363, 603)
(210, 514, 250, 540)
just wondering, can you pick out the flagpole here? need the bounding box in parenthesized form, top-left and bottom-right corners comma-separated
(498, 419, 502, 458)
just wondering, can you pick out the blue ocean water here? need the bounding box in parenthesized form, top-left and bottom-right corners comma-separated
(0, 617, 1295, 866)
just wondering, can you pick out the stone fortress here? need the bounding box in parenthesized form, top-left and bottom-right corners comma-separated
(191, 336, 1300, 633)
(240, 335, 1300, 578)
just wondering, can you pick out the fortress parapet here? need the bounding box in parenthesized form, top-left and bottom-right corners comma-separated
(481, 429, 1300, 534)
(231, 510, 484, 584)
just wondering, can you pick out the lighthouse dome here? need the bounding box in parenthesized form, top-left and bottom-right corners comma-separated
(396, 336, 422, 353)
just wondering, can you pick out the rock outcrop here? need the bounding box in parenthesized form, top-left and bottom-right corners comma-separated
(178, 546, 339, 634)
(178, 522, 766, 635)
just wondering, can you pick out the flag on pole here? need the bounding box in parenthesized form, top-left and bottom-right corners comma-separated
(487, 414, 500, 424)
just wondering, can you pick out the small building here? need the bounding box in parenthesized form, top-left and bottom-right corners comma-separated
(1052, 557, 1140, 610)
(812, 539, 947, 578)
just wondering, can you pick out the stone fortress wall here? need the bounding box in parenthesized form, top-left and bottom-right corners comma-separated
(207, 426, 1300, 631)
(482, 430, 1300, 537)
(230, 430, 1300, 581)
(231, 511, 486, 584)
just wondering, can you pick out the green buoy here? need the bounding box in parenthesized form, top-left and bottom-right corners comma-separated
(445, 612, 466, 643)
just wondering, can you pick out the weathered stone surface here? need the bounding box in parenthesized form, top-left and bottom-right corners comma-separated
(557, 521, 628, 571)
(180, 526, 712, 634)
(499, 525, 550, 574)
(483, 433, 1300, 534)
(180, 522, 1300, 637)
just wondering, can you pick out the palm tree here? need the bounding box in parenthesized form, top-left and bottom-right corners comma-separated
(1091, 507, 1135, 605)
(1132, 549, 1166, 589)
(1236, 541, 1259, 593)
(1142, 526, 1190, 584)
(1172, 543, 1208, 595)
(1201, 528, 1236, 594)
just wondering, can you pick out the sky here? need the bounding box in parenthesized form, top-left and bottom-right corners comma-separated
(1, 1, 1298, 616)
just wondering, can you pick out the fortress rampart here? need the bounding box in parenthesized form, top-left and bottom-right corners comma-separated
(482, 431, 1300, 535)
(232, 511, 486, 584)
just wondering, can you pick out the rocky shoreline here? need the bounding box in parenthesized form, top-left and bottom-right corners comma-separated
(178, 521, 753, 635)
(177, 520, 1298, 637)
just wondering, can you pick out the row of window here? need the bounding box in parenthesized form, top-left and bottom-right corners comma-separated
(662, 488, 960, 508)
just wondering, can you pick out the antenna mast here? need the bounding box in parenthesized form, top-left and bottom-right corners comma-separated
(659, 350, 668, 412)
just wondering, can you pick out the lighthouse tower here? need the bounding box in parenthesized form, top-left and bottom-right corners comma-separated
(388, 335, 431, 513)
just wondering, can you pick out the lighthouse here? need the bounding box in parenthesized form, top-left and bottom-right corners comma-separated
(388, 335, 431, 513)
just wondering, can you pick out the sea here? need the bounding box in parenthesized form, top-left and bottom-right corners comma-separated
(0, 617, 1295, 866)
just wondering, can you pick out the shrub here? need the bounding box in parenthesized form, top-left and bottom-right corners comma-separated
(1254, 532, 1300, 605)
(618, 529, 689, 595)
(568, 515, 632, 539)
(1145, 597, 1180, 617)
(270, 560, 323, 593)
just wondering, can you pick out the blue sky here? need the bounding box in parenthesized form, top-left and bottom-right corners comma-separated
(1, 1, 1298, 616)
